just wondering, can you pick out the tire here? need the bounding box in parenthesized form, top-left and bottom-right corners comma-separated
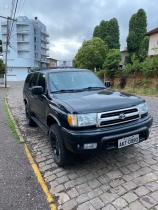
(49, 124, 74, 167)
(25, 103, 36, 126)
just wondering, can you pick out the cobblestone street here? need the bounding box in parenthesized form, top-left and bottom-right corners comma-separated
(7, 82, 158, 210)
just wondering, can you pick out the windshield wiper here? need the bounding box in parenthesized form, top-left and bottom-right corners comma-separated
(81, 87, 105, 91)
(51, 87, 105, 93)
(51, 89, 81, 93)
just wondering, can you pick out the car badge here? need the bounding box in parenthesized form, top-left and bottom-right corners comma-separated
(119, 113, 126, 120)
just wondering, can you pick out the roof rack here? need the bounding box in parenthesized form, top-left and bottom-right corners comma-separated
(29, 66, 73, 72)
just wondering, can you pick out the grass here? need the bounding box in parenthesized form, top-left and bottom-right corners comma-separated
(3, 98, 21, 144)
(113, 86, 158, 96)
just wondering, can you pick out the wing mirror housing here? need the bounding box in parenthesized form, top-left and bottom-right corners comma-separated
(104, 80, 111, 88)
(32, 86, 44, 94)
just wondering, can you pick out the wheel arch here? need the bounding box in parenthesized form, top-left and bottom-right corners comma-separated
(47, 114, 61, 127)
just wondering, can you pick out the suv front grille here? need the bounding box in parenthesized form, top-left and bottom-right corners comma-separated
(97, 107, 140, 127)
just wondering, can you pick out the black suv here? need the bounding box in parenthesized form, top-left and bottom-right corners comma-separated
(23, 69, 153, 166)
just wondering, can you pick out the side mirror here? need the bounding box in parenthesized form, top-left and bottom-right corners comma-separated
(104, 80, 110, 88)
(32, 86, 44, 94)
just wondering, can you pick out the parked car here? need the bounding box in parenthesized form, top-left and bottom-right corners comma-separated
(23, 69, 153, 166)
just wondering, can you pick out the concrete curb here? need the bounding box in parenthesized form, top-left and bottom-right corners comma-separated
(5, 96, 57, 210)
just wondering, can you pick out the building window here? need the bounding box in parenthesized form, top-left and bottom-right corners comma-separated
(22, 35, 25, 41)
(34, 29, 37, 34)
(35, 53, 38, 58)
(34, 45, 38, 50)
(34, 37, 38, 42)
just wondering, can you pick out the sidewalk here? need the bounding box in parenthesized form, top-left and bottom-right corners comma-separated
(0, 87, 50, 210)
(0, 84, 11, 88)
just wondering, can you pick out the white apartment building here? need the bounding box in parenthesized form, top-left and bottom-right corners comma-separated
(58, 60, 72, 67)
(1, 16, 49, 81)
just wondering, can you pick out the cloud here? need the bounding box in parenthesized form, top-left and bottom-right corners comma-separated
(1, 0, 158, 60)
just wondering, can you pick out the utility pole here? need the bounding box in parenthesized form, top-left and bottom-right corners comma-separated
(0, 16, 16, 88)
(4, 18, 9, 88)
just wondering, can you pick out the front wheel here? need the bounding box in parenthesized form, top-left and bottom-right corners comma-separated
(49, 124, 74, 167)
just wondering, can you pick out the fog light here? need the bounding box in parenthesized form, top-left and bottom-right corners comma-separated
(149, 127, 152, 132)
(83, 143, 97, 149)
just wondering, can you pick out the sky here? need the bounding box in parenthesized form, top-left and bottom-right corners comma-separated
(0, 0, 158, 61)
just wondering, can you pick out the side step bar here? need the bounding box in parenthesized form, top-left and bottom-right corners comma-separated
(32, 116, 49, 135)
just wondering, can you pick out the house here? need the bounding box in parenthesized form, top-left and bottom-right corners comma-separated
(119, 47, 129, 69)
(1, 16, 49, 81)
(46, 58, 58, 67)
(58, 60, 72, 67)
(144, 27, 158, 56)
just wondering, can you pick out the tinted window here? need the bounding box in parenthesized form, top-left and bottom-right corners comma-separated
(29, 73, 39, 88)
(25, 74, 32, 83)
(24, 74, 33, 89)
(37, 73, 46, 92)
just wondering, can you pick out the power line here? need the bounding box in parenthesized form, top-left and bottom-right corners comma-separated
(8, 1, 15, 35)
(16, 0, 25, 17)
(8, 0, 18, 41)
(9, 44, 34, 63)
(8, 0, 26, 43)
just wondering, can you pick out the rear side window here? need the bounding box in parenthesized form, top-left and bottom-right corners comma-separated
(24, 74, 33, 88)
(29, 73, 39, 88)
(37, 73, 46, 92)
(25, 74, 32, 83)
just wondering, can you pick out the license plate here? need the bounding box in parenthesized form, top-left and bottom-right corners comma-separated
(118, 134, 139, 148)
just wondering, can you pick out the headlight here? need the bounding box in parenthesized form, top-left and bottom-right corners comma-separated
(137, 103, 148, 115)
(68, 113, 97, 127)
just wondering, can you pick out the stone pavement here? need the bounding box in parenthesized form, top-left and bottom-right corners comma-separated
(7, 82, 158, 210)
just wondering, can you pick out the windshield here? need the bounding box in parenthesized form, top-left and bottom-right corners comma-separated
(49, 71, 105, 92)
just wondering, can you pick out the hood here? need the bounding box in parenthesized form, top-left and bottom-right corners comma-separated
(52, 89, 144, 114)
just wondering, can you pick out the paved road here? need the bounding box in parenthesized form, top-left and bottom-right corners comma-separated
(0, 86, 50, 210)
(7, 82, 158, 210)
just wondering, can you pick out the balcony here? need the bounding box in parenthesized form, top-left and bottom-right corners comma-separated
(2, 49, 10, 52)
(16, 30, 29, 34)
(1, 30, 7, 34)
(1, 21, 7, 26)
(17, 39, 29, 43)
(41, 37, 49, 44)
(16, 22, 29, 26)
(2, 39, 7, 43)
(41, 52, 49, 57)
(41, 44, 49, 50)
(41, 30, 49, 37)
(41, 58, 49, 63)
(18, 47, 30, 51)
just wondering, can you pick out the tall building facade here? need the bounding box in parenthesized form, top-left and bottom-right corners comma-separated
(1, 16, 49, 81)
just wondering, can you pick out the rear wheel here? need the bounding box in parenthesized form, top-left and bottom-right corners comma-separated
(25, 104, 36, 126)
(49, 124, 74, 166)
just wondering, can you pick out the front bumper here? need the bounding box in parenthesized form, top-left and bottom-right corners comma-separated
(61, 116, 153, 154)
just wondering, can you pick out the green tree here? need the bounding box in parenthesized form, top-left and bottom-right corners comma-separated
(0, 60, 5, 74)
(127, 9, 147, 61)
(99, 20, 108, 41)
(75, 37, 108, 70)
(139, 37, 149, 62)
(72, 57, 77, 68)
(93, 18, 120, 50)
(103, 49, 122, 70)
(93, 26, 101, 38)
(107, 18, 120, 49)
(102, 49, 121, 78)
